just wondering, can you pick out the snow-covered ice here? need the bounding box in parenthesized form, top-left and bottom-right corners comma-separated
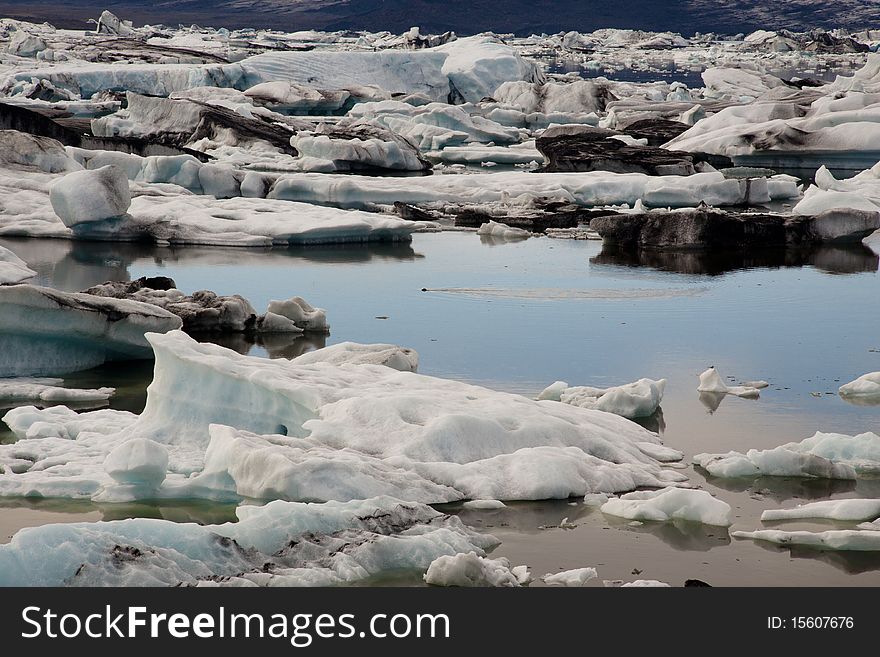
(600, 487, 733, 526)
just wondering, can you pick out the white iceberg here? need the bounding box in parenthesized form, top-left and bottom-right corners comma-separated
(476, 220, 531, 240)
(761, 499, 880, 522)
(0, 496, 497, 586)
(732, 528, 880, 552)
(600, 487, 733, 526)
(697, 367, 763, 398)
(0, 331, 686, 502)
(0, 245, 36, 285)
(694, 431, 880, 480)
(839, 372, 880, 403)
(0, 378, 114, 403)
(0, 284, 182, 377)
(424, 551, 529, 587)
(541, 567, 598, 587)
(539, 377, 666, 419)
(294, 342, 418, 372)
(49, 165, 131, 228)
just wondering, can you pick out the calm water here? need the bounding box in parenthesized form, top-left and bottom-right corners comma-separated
(1, 232, 879, 585)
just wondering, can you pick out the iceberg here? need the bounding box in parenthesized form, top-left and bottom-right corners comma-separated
(0, 378, 113, 403)
(476, 220, 531, 240)
(697, 367, 763, 398)
(424, 552, 529, 587)
(541, 567, 598, 587)
(761, 499, 880, 522)
(0, 244, 36, 285)
(732, 528, 880, 552)
(0, 496, 498, 586)
(839, 372, 880, 403)
(600, 487, 732, 526)
(0, 284, 182, 377)
(694, 431, 880, 480)
(0, 331, 686, 503)
(538, 377, 666, 420)
(49, 164, 131, 228)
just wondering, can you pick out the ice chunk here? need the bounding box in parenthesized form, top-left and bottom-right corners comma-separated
(0, 331, 686, 502)
(0, 245, 36, 285)
(0, 497, 497, 586)
(266, 296, 328, 332)
(49, 165, 131, 227)
(104, 438, 169, 488)
(542, 378, 666, 419)
(424, 552, 527, 587)
(732, 528, 880, 551)
(604, 579, 671, 587)
(697, 367, 761, 398)
(761, 499, 880, 522)
(0, 130, 80, 173)
(476, 220, 531, 240)
(436, 36, 542, 103)
(601, 487, 733, 526)
(839, 372, 880, 403)
(693, 431, 880, 479)
(461, 499, 506, 510)
(541, 567, 598, 587)
(0, 378, 113, 402)
(0, 285, 182, 376)
(294, 342, 418, 372)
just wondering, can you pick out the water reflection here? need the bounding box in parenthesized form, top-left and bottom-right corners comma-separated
(743, 537, 880, 574)
(605, 515, 731, 551)
(591, 244, 879, 276)
(699, 473, 858, 502)
(0, 497, 238, 526)
(195, 332, 327, 359)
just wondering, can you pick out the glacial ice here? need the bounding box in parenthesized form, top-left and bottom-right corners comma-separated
(732, 528, 880, 552)
(761, 499, 880, 522)
(839, 372, 880, 402)
(0, 330, 687, 502)
(694, 431, 880, 480)
(697, 367, 763, 398)
(476, 220, 531, 240)
(268, 170, 799, 210)
(103, 438, 169, 488)
(600, 487, 733, 526)
(0, 378, 114, 403)
(49, 164, 131, 227)
(0, 284, 182, 376)
(294, 342, 418, 372)
(0, 244, 36, 284)
(461, 499, 506, 510)
(0, 496, 498, 586)
(541, 567, 598, 587)
(538, 378, 666, 419)
(424, 552, 529, 587)
(265, 297, 329, 333)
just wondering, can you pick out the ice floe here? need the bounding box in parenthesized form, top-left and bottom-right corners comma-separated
(694, 431, 880, 480)
(0, 244, 36, 284)
(761, 499, 880, 522)
(424, 551, 530, 587)
(600, 487, 733, 526)
(541, 567, 598, 587)
(697, 367, 764, 398)
(838, 372, 880, 403)
(732, 528, 880, 552)
(49, 164, 131, 228)
(0, 496, 498, 586)
(0, 284, 181, 376)
(0, 378, 114, 402)
(538, 378, 666, 420)
(0, 330, 687, 502)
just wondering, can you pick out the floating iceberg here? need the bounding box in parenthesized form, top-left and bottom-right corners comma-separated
(0, 284, 181, 377)
(694, 431, 880, 480)
(697, 367, 764, 398)
(761, 499, 880, 522)
(541, 567, 598, 587)
(0, 331, 686, 502)
(538, 378, 666, 420)
(424, 551, 529, 587)
(49, 165, 131, 228)
(0, 496, 498, 586)
(838, 372, 880, 403)
(0, 244, 36, 285)
(600, 487, 733, 526)
(476, 220, 531, 240)
(294, 342, 417, 372)
(0, 378, 114, 403)
(732, 528, 880, 552)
